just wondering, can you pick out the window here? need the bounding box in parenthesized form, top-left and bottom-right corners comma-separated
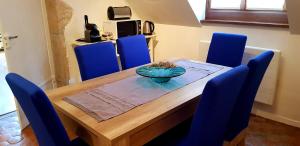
(211, 0, 241, 9)
(246, 0, 285, 10)
(0, 33, 3, 51)
(204, 0, 289, 27)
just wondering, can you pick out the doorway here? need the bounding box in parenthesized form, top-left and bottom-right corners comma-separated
(0, 32, 16, 116)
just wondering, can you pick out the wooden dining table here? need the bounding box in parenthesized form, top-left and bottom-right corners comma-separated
(46, 59, 231, 146)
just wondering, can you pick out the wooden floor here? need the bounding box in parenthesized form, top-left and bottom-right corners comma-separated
(0, 112, 299, 146)
(0, 112, 37, 146)
(246, 115, 300, 146)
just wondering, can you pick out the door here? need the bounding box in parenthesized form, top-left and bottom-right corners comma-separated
(0, 29, 16, 116)
(0, 0, 53, 129)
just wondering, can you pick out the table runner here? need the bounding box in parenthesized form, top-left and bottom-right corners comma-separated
(64, 60, 224, 122)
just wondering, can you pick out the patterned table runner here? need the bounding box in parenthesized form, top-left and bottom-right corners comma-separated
(64, 60, 224, 122)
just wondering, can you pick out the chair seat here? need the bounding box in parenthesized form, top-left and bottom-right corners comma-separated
(146, 66, 249, 146)
(117, 35, 151, 70)
(206, 32, 247, 67)
(145, 119, 192, 146)
(74, 42, 120, 81)
(225, 51, 274, 143)
(70, 137, 89, 146)
(6, 73, 91, 146)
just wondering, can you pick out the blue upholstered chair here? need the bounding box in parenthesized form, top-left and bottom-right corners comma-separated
(5, 73, 89, 146)
(207, 33, 247, 67)
(225, 51, 274, 142)
(75, 42, 120, 81)
(146, 65, 249, 146)
(117, 35, 151, 70)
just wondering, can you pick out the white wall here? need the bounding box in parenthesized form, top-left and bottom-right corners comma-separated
(154, 23, 300, 127)
(62, 0, 140, 83)
(127, 0, 201, 27)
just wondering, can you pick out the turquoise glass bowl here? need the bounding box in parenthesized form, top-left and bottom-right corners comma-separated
(136, 66, 186, 83)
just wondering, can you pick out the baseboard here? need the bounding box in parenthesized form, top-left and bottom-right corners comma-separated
(38, 76, 55, 89)
(252, 110, 300, 128)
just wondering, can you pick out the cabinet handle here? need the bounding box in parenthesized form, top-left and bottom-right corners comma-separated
(8, 35, 18, 40)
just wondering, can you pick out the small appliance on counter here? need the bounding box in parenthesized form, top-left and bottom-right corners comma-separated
(143, 21, 155, 35)
(84, 15, 101, 42)
(103, 19, 141, 40)
(107, 6, 132, 20)
(101, 32, 114, 41)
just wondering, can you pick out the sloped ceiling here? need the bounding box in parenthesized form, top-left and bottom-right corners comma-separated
(286, 0, 300, 34)
(128, 0, 300, 34)
(127, 0, 204, 27)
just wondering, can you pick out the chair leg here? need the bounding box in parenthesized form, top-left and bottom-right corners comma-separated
(237, 137, 245, 146)
(223, 128, 248, 146)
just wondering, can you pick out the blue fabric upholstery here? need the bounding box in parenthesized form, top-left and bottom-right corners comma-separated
(207, 33, 247, 67)
(146, 65, 249, 146)
(117, 35, 151, 70)
(225, 51, 274, 141)
(5, 73, 89, 146)
(75, 42, 120, 81)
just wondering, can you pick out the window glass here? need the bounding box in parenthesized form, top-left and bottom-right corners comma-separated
(210, 0, 241, 9)
(0, 33, 3, 49)
(246, 0, 285, 10)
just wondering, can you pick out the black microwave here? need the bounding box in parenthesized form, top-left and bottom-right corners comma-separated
(103, 20, 141, 39)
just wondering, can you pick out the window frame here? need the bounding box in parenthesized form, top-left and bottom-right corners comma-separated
(204, 0, 289, 27)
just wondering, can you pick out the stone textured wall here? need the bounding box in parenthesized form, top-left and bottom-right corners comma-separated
(45, 0, 72, 87)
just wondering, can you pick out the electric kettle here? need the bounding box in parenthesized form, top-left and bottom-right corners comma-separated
(143, 21, 155, 35)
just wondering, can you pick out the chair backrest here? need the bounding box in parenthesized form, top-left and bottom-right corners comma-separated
(187, 65, 249, 146)
(5, 73, 71, 146)
(207, 33, 247, 67)
(75, 42, 120, 81)
(225, 51, 274, 140)
(117, 35, 151, 70)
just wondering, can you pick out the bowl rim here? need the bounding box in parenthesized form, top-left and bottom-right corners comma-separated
(136, 66, 186, 78)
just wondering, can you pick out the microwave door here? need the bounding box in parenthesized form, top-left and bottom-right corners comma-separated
(135, 20, 141, 35)
(117, 21, 140, 38)
(117, 21, 135, 38)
